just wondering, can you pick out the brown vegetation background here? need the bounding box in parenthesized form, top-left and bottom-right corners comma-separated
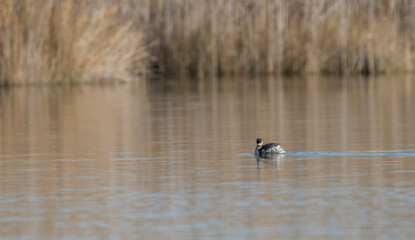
(1, 0, 415, 85)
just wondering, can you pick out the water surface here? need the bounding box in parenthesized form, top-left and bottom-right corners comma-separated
(1, 76, 415, 239)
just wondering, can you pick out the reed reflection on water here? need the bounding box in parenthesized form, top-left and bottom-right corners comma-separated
(1, 76, 415, 239)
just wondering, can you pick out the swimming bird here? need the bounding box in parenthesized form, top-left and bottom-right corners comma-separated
(255, 138, 286, 156)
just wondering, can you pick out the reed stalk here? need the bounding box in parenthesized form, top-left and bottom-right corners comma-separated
(1, 0, 415, 85)
(0, 0, 147, 85)
(140, 0, 415, 76)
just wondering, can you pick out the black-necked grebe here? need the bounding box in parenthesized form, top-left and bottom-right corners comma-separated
(255, 138, 286, 155)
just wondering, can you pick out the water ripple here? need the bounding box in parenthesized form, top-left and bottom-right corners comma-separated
(242, 149, 415, 157)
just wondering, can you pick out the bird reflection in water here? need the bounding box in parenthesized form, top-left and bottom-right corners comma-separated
(255, 152, 285, 162)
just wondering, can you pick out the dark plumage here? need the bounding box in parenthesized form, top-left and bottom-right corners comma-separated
(255, 138, 286, 156)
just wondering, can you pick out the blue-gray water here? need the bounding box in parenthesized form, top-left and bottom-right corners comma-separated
(1, 76, 415, 239)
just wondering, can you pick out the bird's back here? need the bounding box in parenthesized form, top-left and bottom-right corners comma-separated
(260, 143, 285, 154)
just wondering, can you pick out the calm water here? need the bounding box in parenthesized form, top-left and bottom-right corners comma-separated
(1, 76, 415, 239)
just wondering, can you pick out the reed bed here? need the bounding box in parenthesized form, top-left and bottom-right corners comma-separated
(1, 0, 415, 85)
(140, 0, 415, 76)
(0, 0, 147, 86)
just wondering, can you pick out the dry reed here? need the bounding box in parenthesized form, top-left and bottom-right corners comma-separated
(0, 0, 147, 86)
(138, 0, 415, 76)
(1, 0, 415, 85)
